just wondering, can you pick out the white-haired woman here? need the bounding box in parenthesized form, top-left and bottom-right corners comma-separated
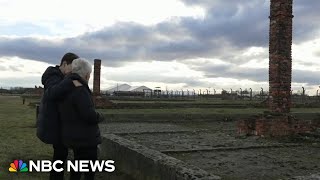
(58, 58, 104, 180)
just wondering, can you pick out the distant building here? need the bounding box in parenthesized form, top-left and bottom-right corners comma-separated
(106, 84, 152, 97)
(106, 84, 131, 92)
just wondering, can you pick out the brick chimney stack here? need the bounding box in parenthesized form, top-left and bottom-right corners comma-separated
(238, 0, 319, 137)
(93, 59, 101, 96)
(269, 0, 293, 113)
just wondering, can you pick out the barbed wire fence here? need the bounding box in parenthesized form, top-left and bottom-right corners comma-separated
(105, 86, 320, 103)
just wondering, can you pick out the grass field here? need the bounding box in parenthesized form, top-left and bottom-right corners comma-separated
(0, 96, 124, 180)
(100, 107, 265, 114)
(22, 96, 320, 114)
(99, 107, 320, 114)
(110, 99, 262, 104)
(1, 95, 319, 179)
(0, 96, 52, 180)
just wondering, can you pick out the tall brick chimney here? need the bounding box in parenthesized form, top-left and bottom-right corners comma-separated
(269, 0, 293, 113)
(93, 59, 101, 96)
(238, 0, 319, 137)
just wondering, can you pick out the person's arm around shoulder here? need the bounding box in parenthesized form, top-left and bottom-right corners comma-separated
(42, 69, 75, 100)
(44, 78, 75, 101)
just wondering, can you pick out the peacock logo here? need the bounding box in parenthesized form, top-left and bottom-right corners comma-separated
(9, 160, 28, 172)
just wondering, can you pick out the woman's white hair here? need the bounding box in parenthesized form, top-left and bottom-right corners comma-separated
(72, 58, 92, 77)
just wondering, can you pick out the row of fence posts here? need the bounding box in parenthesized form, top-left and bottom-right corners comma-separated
(27, 86, 318, 125)
(111, 86, 320, 102)
(121, 88, 271, 100)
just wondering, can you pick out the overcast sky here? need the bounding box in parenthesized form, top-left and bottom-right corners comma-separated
(0, 0, 319, 94)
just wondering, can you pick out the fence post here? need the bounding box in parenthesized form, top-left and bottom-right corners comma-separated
(35, 104, 40, 127)
(302, 87, 305, 103)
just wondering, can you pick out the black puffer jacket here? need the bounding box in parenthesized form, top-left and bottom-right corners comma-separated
(36, 66, 75, 144)
(58, 73, 102, 148)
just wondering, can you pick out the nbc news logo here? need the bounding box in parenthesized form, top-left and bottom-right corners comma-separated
(8, 159, 115, 173)
(9, 160, 28, 172)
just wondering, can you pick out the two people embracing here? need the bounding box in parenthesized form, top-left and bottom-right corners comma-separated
(37, 53, 105, 180)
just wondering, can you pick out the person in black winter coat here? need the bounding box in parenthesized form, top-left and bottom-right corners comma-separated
(58, 58, 104, 180)
(37, 52, 79, 180)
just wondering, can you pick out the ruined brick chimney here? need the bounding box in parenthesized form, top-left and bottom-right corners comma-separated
(237, 0, 319, 136)
(92, 59, 113, 108)
(93, 59, 101, 96)
(269, 0, 293, 113)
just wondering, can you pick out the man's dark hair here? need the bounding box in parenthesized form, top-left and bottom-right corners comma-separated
(60, 52, 79, 65)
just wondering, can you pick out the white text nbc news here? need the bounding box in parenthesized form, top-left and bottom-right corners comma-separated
(28, 160, 115, 172)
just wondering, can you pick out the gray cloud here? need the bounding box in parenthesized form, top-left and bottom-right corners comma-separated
(314, 49, 320, 57)
(0, 65, 7, 71)
(0, 37, 66, 64)
(196, 63, 268, 82)
(293, 69, 320, 86)
(8, 65, 22, 72)
(182, 57, 320, 87)
(0, 0, 319, 67)
(0, 0, 319, 90)
(0, 76, 41, 87)
(105, 70, 208, 88)
(293, 0, 320, 43)
(181, 0, 269, 47)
